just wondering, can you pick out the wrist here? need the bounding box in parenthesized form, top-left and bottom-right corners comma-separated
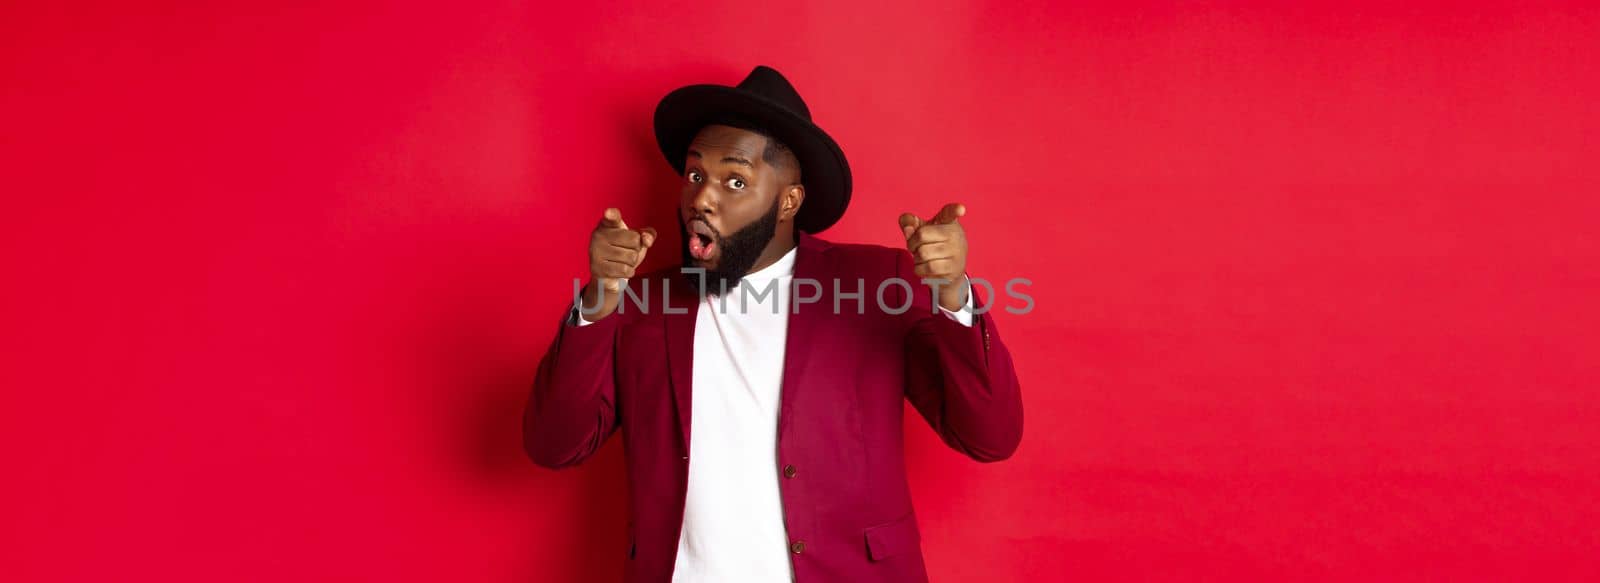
(936, 275, 969, 312)
(577, 279, 619, 322)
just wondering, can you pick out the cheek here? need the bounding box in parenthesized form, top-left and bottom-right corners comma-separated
(720, 196, 759, 222)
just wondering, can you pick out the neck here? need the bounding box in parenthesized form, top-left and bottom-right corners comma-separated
(745, 229, 798, 274)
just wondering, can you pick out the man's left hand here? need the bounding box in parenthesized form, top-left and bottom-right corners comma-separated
(899, 202, 969, 312)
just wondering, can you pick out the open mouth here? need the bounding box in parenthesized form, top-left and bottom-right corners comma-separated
(687, 219, 718, 262)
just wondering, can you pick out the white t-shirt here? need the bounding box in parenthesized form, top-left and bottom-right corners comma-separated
(671, 247, 799, 581)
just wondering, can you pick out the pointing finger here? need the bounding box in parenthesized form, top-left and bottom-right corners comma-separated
(930, 203, 965, 225)
(638, 227, 657, 249)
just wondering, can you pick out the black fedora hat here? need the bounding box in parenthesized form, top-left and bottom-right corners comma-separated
(653, 65, 852, 233)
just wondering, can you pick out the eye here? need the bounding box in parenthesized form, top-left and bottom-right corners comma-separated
(726, 177, 746, 190)
(687, 171, 703, 183)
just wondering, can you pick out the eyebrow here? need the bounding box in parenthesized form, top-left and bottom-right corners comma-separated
(687, 149, 753, 168)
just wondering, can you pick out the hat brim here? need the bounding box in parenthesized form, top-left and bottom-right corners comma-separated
(654, 85, 851, 234)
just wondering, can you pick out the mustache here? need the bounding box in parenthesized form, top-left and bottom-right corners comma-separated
(682, 215, 722, 239)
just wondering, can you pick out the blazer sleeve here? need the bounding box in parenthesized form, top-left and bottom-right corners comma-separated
(898, 249, 1025, 462)
(523, 307, 623, 469)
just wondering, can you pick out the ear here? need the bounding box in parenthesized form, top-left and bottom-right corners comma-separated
(780, 184, 805, 223)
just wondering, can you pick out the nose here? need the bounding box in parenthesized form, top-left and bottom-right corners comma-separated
(687, 180, 716, 217)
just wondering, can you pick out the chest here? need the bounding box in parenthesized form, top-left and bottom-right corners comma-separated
(690, 285, 792, 406)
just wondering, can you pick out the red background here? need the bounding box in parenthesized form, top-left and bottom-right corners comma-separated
(4, 2, 1597, 581)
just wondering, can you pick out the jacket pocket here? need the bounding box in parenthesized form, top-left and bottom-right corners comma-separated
(863, 512, 921, 562)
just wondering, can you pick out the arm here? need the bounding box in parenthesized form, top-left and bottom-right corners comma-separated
(895, 203, 1024, 462)
(523, 307, 622, 469)
(523, 207, 655, 469)
(899, 250, 1025, 462)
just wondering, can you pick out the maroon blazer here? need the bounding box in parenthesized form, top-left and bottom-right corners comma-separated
(524, 231, 1024, 583)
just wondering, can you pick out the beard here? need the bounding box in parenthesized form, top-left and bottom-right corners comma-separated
(679, 196, 782, 297)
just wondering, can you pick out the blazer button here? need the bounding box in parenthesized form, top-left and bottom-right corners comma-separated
(782, 464, 797, 478)
(790, 541, 806, 554)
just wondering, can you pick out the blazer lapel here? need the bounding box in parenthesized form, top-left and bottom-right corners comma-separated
(778, 232, 831, 438)
(663, 273, 698, 453)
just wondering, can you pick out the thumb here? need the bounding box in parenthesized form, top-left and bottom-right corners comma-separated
(930, 202, 966, 225)
(600, 207, 628, 230)
(637, 226, 658, 249)
(898, 212, 922, 240)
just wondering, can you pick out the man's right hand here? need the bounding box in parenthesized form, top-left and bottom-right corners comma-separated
(579, 207, 656, 322)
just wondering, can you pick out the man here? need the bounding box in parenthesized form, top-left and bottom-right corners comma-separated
(524, 65, 1024, 583)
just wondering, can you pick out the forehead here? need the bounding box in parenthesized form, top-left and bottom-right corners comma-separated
(687, 124, 769, 163)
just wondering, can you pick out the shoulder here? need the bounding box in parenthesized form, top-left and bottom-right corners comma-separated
(636, 264, 683, 283)
(800, 236, 911, 285)
(806, 235, 907, 267)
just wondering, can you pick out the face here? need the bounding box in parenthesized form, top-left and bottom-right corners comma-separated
(677, 124, 801, 292)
